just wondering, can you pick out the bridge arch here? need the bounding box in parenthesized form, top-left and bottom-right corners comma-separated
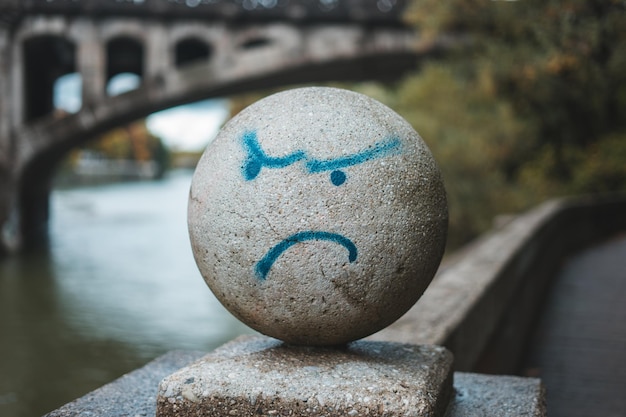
(175, 37, 213, 67)
(106, 36, 145, 92)
(23, 34, 76, 122)
(13, 15, 82, 122)
(169, 23, 225, 46)
(234, 24, 300, 51)
(238, 32, 275, 50)
(100, 19, 150, 44)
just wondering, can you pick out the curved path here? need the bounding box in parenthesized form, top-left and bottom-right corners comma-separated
(522, 232, 626, 417)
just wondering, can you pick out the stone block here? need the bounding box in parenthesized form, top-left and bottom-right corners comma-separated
(157, 336, 454, 417)
(445, 373, 546, 417)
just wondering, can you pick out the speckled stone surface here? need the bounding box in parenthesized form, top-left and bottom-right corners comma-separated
(188, 87, 448, 345)
(156, 336, 454, 417)
(445, 373, 546, 417)
(42, 344, 545, 417)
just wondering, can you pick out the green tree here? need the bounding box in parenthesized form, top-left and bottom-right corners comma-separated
(389, 66, 529, 247)
(408, 0, 626, 185)
(377, 0, 626, 247)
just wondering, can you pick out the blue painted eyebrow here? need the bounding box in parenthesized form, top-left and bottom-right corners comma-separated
(305, 137, 402, 173)
(240, 130, 402, 181)
(242, 130, 306, 180)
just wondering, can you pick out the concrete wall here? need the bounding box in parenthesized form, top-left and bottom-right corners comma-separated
(370, 194, 626, 373)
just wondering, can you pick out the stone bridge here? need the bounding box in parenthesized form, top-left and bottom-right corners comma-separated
(0, 0, 447, 253)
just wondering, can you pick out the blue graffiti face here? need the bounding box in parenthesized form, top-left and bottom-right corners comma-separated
(240, 129, 403, 281)
(241, 130, 401, 187)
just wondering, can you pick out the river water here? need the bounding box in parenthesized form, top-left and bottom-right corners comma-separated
(0, 170, 254, 417)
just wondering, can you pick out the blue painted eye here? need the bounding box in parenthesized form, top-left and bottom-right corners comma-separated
(330, 170, 346, 186)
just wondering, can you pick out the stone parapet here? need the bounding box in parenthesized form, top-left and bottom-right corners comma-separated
(369, 194, 626, 374)
(45, 338, 546, 417)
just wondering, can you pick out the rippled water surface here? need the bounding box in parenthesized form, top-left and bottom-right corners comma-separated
(0, 170, 253, 417)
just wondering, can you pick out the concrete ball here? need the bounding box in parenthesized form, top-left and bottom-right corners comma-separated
(188, 86, 448, 345)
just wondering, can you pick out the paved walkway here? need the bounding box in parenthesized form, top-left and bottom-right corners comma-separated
(522, 232, 626, 417)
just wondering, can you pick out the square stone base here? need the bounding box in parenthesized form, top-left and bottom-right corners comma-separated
(157, 336, 454, 417)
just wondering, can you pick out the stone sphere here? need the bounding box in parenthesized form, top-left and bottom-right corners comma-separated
(188, 87, 447, 346)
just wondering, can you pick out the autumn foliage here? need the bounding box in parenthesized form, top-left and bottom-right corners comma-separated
(381, 0, 626, 247)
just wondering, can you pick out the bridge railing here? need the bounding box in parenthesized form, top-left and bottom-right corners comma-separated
(8, 0, 408, 23)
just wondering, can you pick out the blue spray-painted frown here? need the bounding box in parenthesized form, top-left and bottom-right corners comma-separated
(241, 130, 401, 186)
(255, 231, 357, 281)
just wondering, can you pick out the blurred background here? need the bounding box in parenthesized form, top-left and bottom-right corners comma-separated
(1, 0, 625, 416)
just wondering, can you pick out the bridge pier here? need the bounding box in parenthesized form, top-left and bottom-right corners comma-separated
(0, 173, 20, 253)
(0, 27, 19, 253)
(20, 155, 58, 250)
(76, 19, 106, 106)
(0, 159, 55, 254)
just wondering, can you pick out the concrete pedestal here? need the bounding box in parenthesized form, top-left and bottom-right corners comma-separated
(156, 336, 454, 417)
(45, 338, 545, 417)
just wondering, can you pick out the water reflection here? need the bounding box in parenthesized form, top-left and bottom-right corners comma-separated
(0, 170, 253, 417)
